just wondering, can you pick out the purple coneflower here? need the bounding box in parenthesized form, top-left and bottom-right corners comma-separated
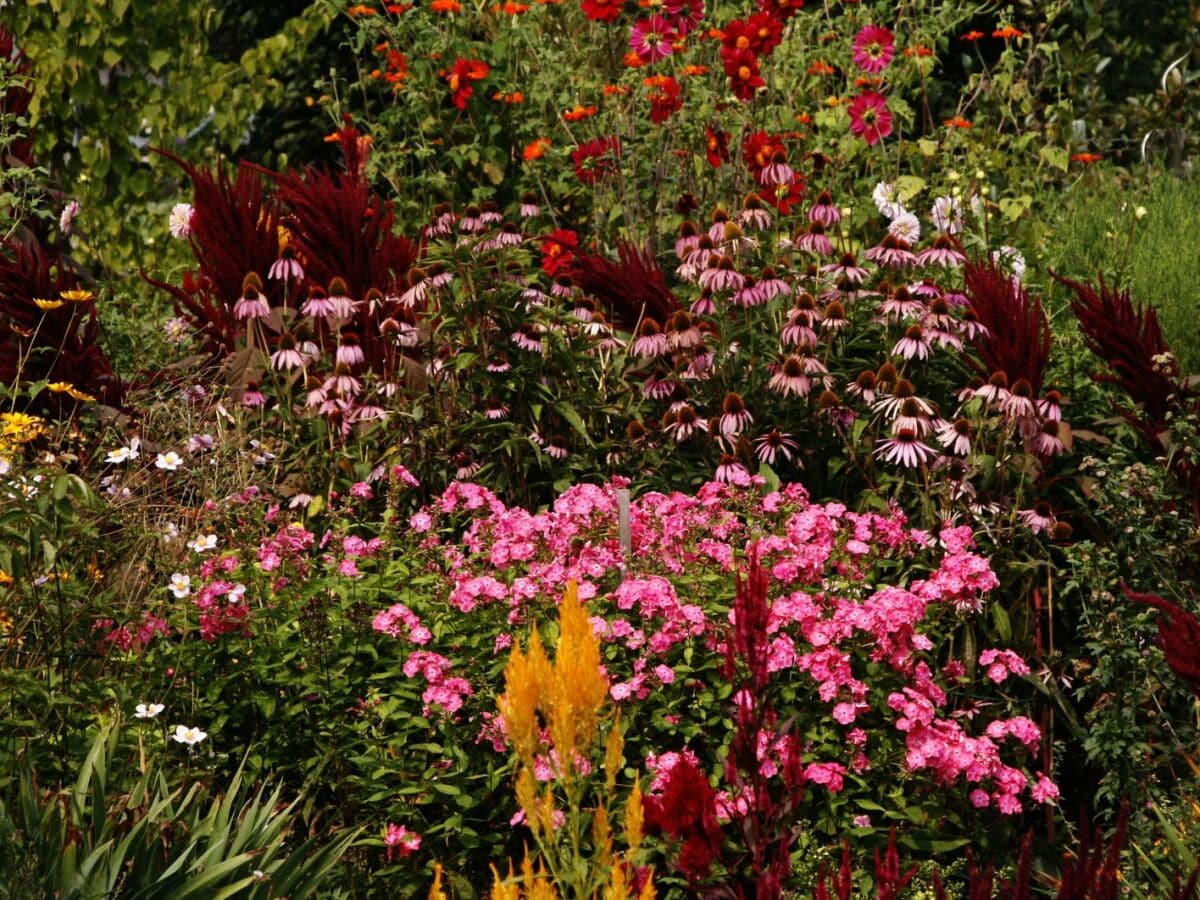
(336, 333, 365, 368)
(326, 278, 357, 317)
(632, 319, 670, 359)
(822, 300, 848, 332)
(1000, 378, 1037, 419)
(480, 201, 502, 225)
(974, 371, 1011, 405)
(892, 324, 932, 361)
(550, 274, 575, 299)
(545, 434, 570, 460)
(233, 285, 270, 320)
(877, 286, 925, 320)
(917, 234, 966, 268)
(1034, 420, 1066, 457)
(845, 369, 877, 404)
(301, 287, 336, 319)
(757, 267, 791, 300)
(519, 192, 540, 218)
(399, 269, 428, 308)
(690, 291, 716, 315)
(1037, 390, 1063, 421)
(808, 191, 841, 227)
(937, 417, 973, 455)
(676, 221, 701, 260)
(241, 382, 266, 408)
(718, 392, 753, 436)
(486, 354, 512, 373)
(769, 355, 812, 398)
(957, 307, 989, 339)
(324, 364, 362, 398)
(664, 404, 706, 442)
(874, 378, 934, 418)
(876, 427, 936, 468)
(865, 234, 917, 269)
(820, 253, 870, 285)
(270, 334, 306, 371)
(642, 370, 675, 400)
(715, 454, 750, 484)
(795, 223, 834, 256)
(891, 397, 934, 436)
(1018, 501, 1056, 534)
(268, 247, 304, 282)
(698, 255, 744, 293)
(511, 324, 544, 352)
(759, 150, 795, 187)
(737, 193, 772, 230)
(668, 311, 704, 350)
(755, 429, 800, 465)
(458, 205, 485, 233)
(485, 403, 510, 420)
(781, 309, 818, 347)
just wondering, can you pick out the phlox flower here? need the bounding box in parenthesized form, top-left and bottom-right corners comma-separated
(384, 823, 421, 860)
(60, 200, 81, 235)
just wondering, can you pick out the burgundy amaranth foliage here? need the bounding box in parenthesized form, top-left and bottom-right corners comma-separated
(963, 257, 1052, 392)
(146, 151, 284, 355)
(874, 829, 918, 900)
(378, 478, 1057, 816)
(0, 238, 122, 407)
(262, 121, 418, 302)
(562, 239, 681, 331)
(1055, 803, 1128, 900)
(1124, 584, 1200, 698)
(1053, 272, 1183, 429)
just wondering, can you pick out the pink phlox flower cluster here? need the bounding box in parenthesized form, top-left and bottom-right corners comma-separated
(449, 574, 509, 612)
(645, 748, 701, 794)
(401, 652, 473, 715)
(257, 523, 315, 574)
(979, 648, 1032, 683)
(372, 602, 432, 644)
(342, 534, 385, 559)
(384, 823, 421, 860)
(803, 760, 848, 792)
(912, 550, 1000, 613)
(94, 612, 170, 653)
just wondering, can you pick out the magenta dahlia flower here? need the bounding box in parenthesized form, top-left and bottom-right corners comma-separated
(848, 91, 894, 146)
(852, 25, 895, 73)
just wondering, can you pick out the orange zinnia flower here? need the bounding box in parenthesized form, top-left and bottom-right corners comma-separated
(993, 26, 1025, 39)
(386, 3, 413, 12)
(493, 90, 525, 103)
(904, 45, 933, 57)
(1071, 152, 1102, 164)
(524, 138, 551, 161)
(808, 60, 835, 76)
(944, 116, 973, 129)
(623, 51, 645, 68)
(431, 0, 461, 11)
(603, 84, 630, 95)
(563, 104, 598, 121)
(681, 64, 709, 76)
(501, 0, 530, 11)
(962, 30, 984, 41)
(347, 3, 377, 15)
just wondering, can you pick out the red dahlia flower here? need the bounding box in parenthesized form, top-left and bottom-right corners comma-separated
(705, 126, 731, 167)
(848, 90, 893, 145)
(571, 136, 621, 183)
(581, 0, 621, 22)
(540, 229, 579, 276)
(630, 14, 677, 61)
(723, 48, 765, 101)
(852, 24, 895, 73)
(646, 75, 683, 123)
(445, 58, 489, 109)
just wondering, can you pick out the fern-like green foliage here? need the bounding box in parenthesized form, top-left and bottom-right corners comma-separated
(0, 724, 359, 899)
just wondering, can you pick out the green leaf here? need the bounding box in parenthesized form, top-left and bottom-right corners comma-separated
(1039, 145, 1070, 172)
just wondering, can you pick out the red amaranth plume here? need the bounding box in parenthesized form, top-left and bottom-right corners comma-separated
(1124, 584, 1200, 697)
(257, 120, 418, 302)
(963, 258, 1052, 392)
(1052, 271, 1187, 441)
(875, 829, 918, 900)
(1054, 803, 1128, 900)
(145, 151, 284, 355)
(642, 756, 724, 884)
(563, 239, 680, 330)
(813, 843, 853, 900)
(729, 544, 771, 690)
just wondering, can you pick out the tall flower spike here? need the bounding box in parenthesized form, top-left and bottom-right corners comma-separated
(545, 581, 608, 773)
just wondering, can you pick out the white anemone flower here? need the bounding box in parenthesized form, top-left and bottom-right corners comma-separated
(135, 703, 165, 719)
(172, 725, 208, 746)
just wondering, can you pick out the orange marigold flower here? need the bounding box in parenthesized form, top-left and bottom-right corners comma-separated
(962, 30, 984, 41)
(707, 27, 723, 40)
(943, 116, 973, 129)
(904, 45, 933, 57)
(992, 26, 1025, 39)
(524, 138, 551, 161)
(563, 104, 598, 121)
(386, 3, 413, 12)
(501, 0, 531, 11)
(795, 112, 812, 125)
(347, 3, 377, 15)
(808, 60, 835, 76)
(854, 76, 884, 88)
(681, 64, 709, 76)
(493, 90, 525, 103)
(1071, 152, 1102, 164)
(431, 0, 461, 11)
(603, 84, 630, 95)
(643, 74, 672, 89)
(623, 50, 645, 68)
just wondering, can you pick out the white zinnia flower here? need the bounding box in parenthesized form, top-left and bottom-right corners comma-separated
(888, 211, 921, 244)
(168, 203, 194, 239)
(168, 573, 191, 598)
(931, 195, 962, 234)
(172, 725, 208, 746)
(135, 703, 165, 719)
(155, 451, 183, 471)
(872, 181, 906, 219)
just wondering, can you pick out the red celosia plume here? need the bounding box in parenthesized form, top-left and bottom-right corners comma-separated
(963, 257, 1052, 392)
(1124, 584, 1200, 698)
